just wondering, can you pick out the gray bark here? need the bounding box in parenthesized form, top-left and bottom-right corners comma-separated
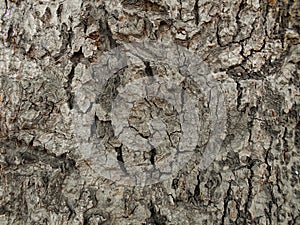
(0, 0, 299, 224)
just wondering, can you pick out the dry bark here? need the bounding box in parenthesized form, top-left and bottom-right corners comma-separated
(0, 0, 299, 224)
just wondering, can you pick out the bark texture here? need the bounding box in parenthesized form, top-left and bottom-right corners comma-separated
(0, 0, 299, 224)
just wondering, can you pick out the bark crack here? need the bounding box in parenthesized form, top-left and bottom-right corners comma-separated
(1, 0, 8, 22)
(193, 0, 199, 26)
(221, 182, 232, 225)
(243, 159, 255, 224)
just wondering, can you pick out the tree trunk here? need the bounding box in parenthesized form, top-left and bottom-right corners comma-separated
(0, 0, 299, 224)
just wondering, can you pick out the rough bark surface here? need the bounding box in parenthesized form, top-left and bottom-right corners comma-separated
(0, 0, 299, 224)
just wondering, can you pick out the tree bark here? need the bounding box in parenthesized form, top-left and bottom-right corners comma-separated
(0, 0, 299, 224)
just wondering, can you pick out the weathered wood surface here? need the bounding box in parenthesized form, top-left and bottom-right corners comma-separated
(0, 0, 299, 224)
